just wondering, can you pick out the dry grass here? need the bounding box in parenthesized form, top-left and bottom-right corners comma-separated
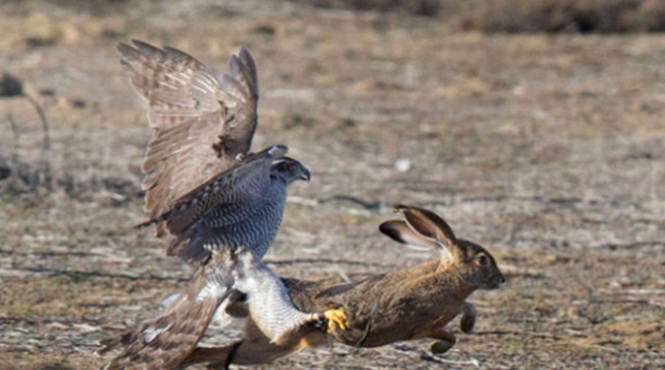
(292, 0, 665, 33)
(289, 0, 444, 16)
(457, 0, 665, 33)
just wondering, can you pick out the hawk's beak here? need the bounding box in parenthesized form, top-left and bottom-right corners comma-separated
(300, 168, 311, 182)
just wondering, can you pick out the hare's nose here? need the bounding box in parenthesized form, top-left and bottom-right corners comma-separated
(498, 276, 506, 285)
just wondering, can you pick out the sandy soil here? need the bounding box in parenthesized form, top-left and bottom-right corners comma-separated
(1, 0, 664, 368)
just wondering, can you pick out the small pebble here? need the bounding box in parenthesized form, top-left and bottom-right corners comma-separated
(394, 158, 412, 172)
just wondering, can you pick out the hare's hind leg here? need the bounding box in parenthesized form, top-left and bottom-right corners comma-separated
(427, 328, 457, 354)
(413, 327, 457, 354)
(179, 344, 235, 369)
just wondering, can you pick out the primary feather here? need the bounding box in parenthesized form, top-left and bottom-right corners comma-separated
(117, 40, 259, 237)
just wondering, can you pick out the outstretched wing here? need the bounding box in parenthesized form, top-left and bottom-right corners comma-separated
(117, 40, 259, 235)
(138, 145, 287, 265)
(100, 250, 237, 369)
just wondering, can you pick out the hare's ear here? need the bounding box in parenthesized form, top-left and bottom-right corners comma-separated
(394, 205, 457, 247)
(379, 220, 440, 249)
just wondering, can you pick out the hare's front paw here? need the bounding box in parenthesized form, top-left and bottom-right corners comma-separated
(460, 303, 476, 333)
(430, 339, 455, 354)
(427, 328, 456, 354)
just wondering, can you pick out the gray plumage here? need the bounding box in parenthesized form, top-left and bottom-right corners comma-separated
(137, 145, 309, 265)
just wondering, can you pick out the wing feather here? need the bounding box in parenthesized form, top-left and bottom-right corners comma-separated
(117, 40, 259, 224)
(100, 250, 236, 369)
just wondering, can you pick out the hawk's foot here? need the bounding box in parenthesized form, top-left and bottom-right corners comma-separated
(323, 308, 348, 333)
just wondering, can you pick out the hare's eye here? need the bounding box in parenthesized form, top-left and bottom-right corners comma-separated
(477, 254, 489, 266)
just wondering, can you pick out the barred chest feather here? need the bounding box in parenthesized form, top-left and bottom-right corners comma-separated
(201, 178, 288, 258)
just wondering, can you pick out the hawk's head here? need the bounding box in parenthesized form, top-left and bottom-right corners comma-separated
(270, 157, 311, 185)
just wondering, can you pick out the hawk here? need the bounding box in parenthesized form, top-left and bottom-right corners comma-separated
(100, 41, 347, 369)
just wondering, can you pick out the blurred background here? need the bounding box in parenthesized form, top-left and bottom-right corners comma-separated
(1, 0, 664, 368)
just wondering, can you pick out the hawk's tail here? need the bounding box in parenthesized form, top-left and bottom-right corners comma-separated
(99, 251, 235, 369)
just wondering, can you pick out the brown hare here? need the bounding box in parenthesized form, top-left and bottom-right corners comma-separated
(181, 204, 505, 368)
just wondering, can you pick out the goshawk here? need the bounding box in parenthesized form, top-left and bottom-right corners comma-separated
(100, 41, 347, 369)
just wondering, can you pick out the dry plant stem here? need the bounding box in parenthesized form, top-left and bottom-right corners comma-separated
(25, 95, 52, 189)
(0, 114, 20, 193)
(7, 114, 20, 172)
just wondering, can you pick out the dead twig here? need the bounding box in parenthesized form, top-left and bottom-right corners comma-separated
(468, 330, 564, 341)
(589, 298, 665, 309)
(25, 94, 52, 189)
(507, 201, 577, 246)
(265, 258, 394, 269)
(0, 266, 188, 282)
(595, 241, 665, 250)
(319, 194, 382, 211)
(556, 341, 620, 353)
(0, 315, 101, 326)
(0, 114, 20, 192)
(434, 357, 480, 367)
(0, 249, 106, 257)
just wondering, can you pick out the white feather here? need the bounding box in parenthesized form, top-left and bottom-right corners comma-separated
(197, 278, 227, 302)
(161, 293, 180, 308)
(143, 322, 173, 343)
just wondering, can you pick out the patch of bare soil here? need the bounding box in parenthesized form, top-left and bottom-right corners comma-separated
(1, 0, 664, 369)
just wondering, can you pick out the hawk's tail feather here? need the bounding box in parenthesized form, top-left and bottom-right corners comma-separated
(100, 252, 236, 369)
(100, 290, 229, 369)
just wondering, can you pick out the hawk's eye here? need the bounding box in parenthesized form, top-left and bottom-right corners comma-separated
(275, 161, 294, 171)
(476, 254, 489, 266)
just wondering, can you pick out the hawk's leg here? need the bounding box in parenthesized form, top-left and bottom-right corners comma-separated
(233, 251, 348, 343)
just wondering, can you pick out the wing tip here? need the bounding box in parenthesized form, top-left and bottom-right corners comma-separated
(131, 39, 153, 50)
(238, 47, 253, 63)
(116, 41, 138, 58)
(162, 45, 196, 62)
(116, 39, 159, 60)
(116, 41, 131, 51)
(227, 47, 258, 93)
(268, 145, 288, 157)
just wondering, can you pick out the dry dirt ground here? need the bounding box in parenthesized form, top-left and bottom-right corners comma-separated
(1, 1, 664, 369)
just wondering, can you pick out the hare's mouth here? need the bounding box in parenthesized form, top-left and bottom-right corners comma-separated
(487, 276, 506, 289)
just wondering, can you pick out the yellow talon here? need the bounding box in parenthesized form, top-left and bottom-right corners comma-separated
(324, 308, 348, 332)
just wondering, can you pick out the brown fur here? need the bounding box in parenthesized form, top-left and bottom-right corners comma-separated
(181, 205, 505, 368)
